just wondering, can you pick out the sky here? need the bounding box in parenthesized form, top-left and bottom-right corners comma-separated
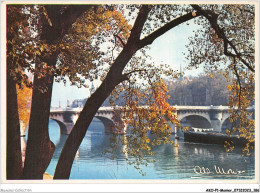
(147, 20, 203, 75)
(51, 12, 204, 108)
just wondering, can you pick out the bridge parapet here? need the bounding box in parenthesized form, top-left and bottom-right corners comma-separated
(50, 107, 118, 134)
(49, 105, 254, 135)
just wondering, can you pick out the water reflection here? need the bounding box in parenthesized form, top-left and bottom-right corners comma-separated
(20, 136, 27, 167)
(151, 141, 254, 179)
(46, 119, 255, 180)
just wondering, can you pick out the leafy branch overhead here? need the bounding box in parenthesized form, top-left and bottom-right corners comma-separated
(190, 4, 254, 72)
(185, 4, 255, 154)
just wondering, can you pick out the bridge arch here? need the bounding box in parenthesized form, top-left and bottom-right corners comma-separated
(221, 116, 244, 134)
(178, 112, 211, 123)
(179, 115, 212, 129)
(221, 117, 233, 133)
(95, 116, 116, 134)
(50, 118, 68, 135)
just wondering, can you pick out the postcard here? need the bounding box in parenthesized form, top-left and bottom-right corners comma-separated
(1, 1, 259, 192)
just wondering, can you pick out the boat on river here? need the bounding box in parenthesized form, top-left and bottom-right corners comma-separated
(184, 127, 254, 147)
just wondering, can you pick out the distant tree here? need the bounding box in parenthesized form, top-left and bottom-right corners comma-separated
(209, 71, 231, 105)
(167, 70, 231, 106)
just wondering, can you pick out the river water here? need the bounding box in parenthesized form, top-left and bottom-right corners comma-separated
(44, 119, 255, 180)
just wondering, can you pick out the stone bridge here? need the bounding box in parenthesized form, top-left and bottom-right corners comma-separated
(49, 106, 255, 135)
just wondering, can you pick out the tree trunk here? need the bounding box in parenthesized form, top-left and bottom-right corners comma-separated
(6, 5, 89, 180)
(21, 5, 89, 179)
(22, 57, 56, 179)
(54, 7, 153, 178)
(54, 47, 136, 179)
(7, 71, 23, 179)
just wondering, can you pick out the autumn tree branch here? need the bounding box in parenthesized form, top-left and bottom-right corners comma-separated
(114, 34, 126, 47)
(119, 6, 202, 82)
(191, 4, 255, 73)
(237, 7, 254, 15)
(128, 5, 153, 43)
(110, 5, 153, 79)
(140, 11, 201, 47)
(229, 58, 243, 133)
(121, 69, 148, 81)
(43, 5, 91, 44)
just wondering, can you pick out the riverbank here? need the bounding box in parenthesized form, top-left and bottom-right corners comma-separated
(43, 172, 53, 180)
